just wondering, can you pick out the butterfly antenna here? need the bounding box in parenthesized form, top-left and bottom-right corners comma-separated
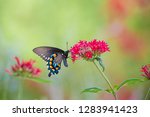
(66, 42, 69, 50)
(66, 42, 71, 59)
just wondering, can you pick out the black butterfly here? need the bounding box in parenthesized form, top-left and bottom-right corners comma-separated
(33, 46, 69, 77)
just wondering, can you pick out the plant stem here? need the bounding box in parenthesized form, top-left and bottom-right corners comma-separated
(93, 61, 118, 100)
(144, 87, 150, 100)
(3, 76, 9, 100)
(18, 78, 23, 100)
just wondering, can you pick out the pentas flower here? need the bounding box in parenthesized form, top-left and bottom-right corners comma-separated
(70, 39, 109, 62)
(6, 56, 41, 78)
(85, 51, 93, 59)
(89, 39, 110, 54)
(141, 64, 150, 79)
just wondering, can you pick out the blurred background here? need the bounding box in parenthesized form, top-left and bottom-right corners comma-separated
(0, 0, 150, 100)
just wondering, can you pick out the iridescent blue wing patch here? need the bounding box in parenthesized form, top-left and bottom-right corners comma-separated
(47, 53, 62, 77)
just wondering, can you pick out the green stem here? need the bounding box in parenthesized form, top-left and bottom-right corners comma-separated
(144, 87, 150, 100)
(93, 61, 118, 100)
(18, 79, 23, 100)
(3, 76, 9, 100)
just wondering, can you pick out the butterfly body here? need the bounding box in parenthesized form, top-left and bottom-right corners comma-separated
(33, 46, 69, 77)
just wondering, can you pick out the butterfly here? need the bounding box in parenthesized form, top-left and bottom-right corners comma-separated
(33, 46, 69, 77)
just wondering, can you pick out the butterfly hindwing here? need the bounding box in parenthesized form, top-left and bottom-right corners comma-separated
(33, 46, 69, 77)
(54, 53, 63, 64)
(47, 53, 62, 77)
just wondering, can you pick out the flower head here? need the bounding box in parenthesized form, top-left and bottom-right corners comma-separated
(141, 64, 150, 79)
(89, 39, 110, 54)
(70, 39, 109, 62)
(6, 56, 41, 77)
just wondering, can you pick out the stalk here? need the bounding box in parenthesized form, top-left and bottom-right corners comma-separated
(18, 78, 23, 100)
(93, 61, 118, 100)
(144, 87, 150, 100)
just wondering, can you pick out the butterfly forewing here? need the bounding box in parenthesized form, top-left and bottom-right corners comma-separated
(33, 46, 64, 61)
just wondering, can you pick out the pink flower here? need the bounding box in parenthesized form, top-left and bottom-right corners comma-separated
(141, 64, 150, 79)
(70, 40, 91, 61)
(89, 39, 110, 54)
(6, 56, 41, 77)
(85, 51, 93, 59)
(70, 39, 109, 62)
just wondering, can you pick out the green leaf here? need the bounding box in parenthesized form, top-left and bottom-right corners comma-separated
(95, 57, 105, 71)
(13, 75, 51, 83)
(113, 85, 119, 91)
(105, 89, 112, 93)
(98, 58, 105, 71)
(105, 85, 118, 93)
(116, 78, 146, 91)
(81, 87, 103, 93)
(29, 78, 51, 83)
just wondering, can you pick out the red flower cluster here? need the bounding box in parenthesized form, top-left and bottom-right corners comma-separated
(6, 57, 41, 77)
(70, 39, 109, 62)
(141, 64, 150, 79)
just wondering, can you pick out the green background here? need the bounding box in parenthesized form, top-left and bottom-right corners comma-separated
(0, 0, 150, 99)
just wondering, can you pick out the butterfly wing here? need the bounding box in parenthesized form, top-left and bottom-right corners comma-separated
(33, 46, 64, 61)
(33, 46, 68, 77)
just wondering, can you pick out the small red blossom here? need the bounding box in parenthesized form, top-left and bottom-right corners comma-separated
(6, 56, 41, 77)
(141, 64, 150, 79)
(85, 51, 93, 59)
(70, 39, 109, 62)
